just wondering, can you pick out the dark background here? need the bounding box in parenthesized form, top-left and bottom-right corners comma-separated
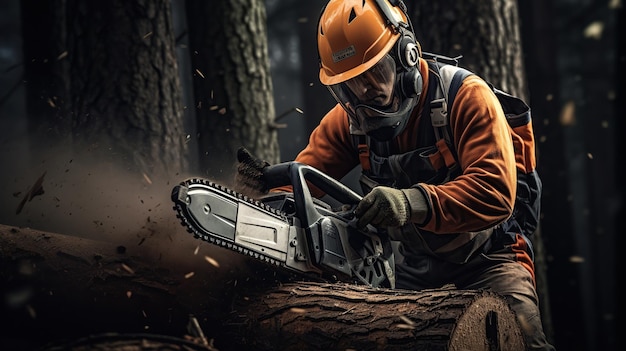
(0, 1, 621, 350)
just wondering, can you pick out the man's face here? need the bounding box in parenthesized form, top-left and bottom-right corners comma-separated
(344, 54, 396, 108)
(327, 53, 410, 138)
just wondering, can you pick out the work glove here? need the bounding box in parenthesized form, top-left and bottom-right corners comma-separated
(354, 186, 410, 229)
(354, 186, 429, 229)
(235, 146, 270, 198)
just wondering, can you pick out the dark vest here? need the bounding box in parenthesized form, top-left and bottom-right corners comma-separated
(353, 62, 494, 264)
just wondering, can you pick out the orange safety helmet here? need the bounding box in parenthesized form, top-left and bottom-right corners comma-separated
(318, 0, 407, 85)
(317, 0, 423, 141)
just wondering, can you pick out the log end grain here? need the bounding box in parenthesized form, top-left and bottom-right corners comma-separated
(449, 291, 525, 351)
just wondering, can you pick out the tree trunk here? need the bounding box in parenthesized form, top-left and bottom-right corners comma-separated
(0, 224, 524, 351)
(409, 0, 527, 96)
(67, 0, 187, 176)
(20, 0, 187, 177)
(186, 0, 280, 182)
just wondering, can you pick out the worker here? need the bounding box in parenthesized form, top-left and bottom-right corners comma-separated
(236, 0, 554, 349)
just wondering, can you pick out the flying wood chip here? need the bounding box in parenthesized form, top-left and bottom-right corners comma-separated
(15, 171, 47, 215)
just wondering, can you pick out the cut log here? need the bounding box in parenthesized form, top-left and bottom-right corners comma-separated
(225, 281, 525, 351)
(0, 224, 525, 350)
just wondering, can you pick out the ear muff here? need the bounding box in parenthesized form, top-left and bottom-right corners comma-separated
(395, 29, 422, 98)
(395, 30, 421, 69)
(399, 67, 423, 98)
(375, 0, 422, 98)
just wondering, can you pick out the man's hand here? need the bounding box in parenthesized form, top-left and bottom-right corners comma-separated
(235, 147, 270, 197)
(354, 186, 410, 229)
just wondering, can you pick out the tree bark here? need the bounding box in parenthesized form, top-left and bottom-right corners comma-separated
(409, 0, 527, 96)
(225, 281, 525, 351)
(186, 0, 280, 182)
(0, 224, 524, 351)
(67, 0, 187, 176)
(20, 0, 187, 177)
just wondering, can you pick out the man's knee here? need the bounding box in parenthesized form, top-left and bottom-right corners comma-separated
(505, 292, 555, 351)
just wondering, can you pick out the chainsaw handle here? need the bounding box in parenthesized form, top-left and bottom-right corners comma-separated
(265, 161, 362, 204)
(264, 161, 362, 228)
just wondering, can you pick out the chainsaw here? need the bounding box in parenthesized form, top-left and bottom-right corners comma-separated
(171, 161, 395, 288)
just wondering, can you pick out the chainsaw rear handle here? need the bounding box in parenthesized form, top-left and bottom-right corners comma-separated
(264, 161, 362, 228)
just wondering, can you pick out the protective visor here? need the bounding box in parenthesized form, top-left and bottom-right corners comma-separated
(327, 54, 406, 133)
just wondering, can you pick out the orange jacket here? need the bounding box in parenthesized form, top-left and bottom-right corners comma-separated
(289, 58, 517, 235)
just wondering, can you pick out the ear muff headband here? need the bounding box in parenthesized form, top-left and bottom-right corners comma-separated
(373, 0, 422, 98)
(373, 0, 420, 68)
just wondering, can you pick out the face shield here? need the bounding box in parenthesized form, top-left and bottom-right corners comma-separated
(327, 54, 416, 141)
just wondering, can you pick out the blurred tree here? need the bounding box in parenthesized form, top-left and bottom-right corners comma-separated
(20, 0, 187, 176)
(407, 0, 554, 344)
(186, 0, 279, 183)
(518, 1, 619, 350)
(408, 0, 527, 96)
(296, 0, 336, 136)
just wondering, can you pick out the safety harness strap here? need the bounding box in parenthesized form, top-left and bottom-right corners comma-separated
(356, 135, 371, 172)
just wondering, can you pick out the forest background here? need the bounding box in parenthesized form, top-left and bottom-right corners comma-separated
(0, 0, 622, 350)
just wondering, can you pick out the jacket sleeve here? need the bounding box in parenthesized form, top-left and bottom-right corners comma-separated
(413, 75, 517, 234)
(272, 104, 360, 198)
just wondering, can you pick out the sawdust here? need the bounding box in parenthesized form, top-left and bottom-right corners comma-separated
(0, 136, 251, 276)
